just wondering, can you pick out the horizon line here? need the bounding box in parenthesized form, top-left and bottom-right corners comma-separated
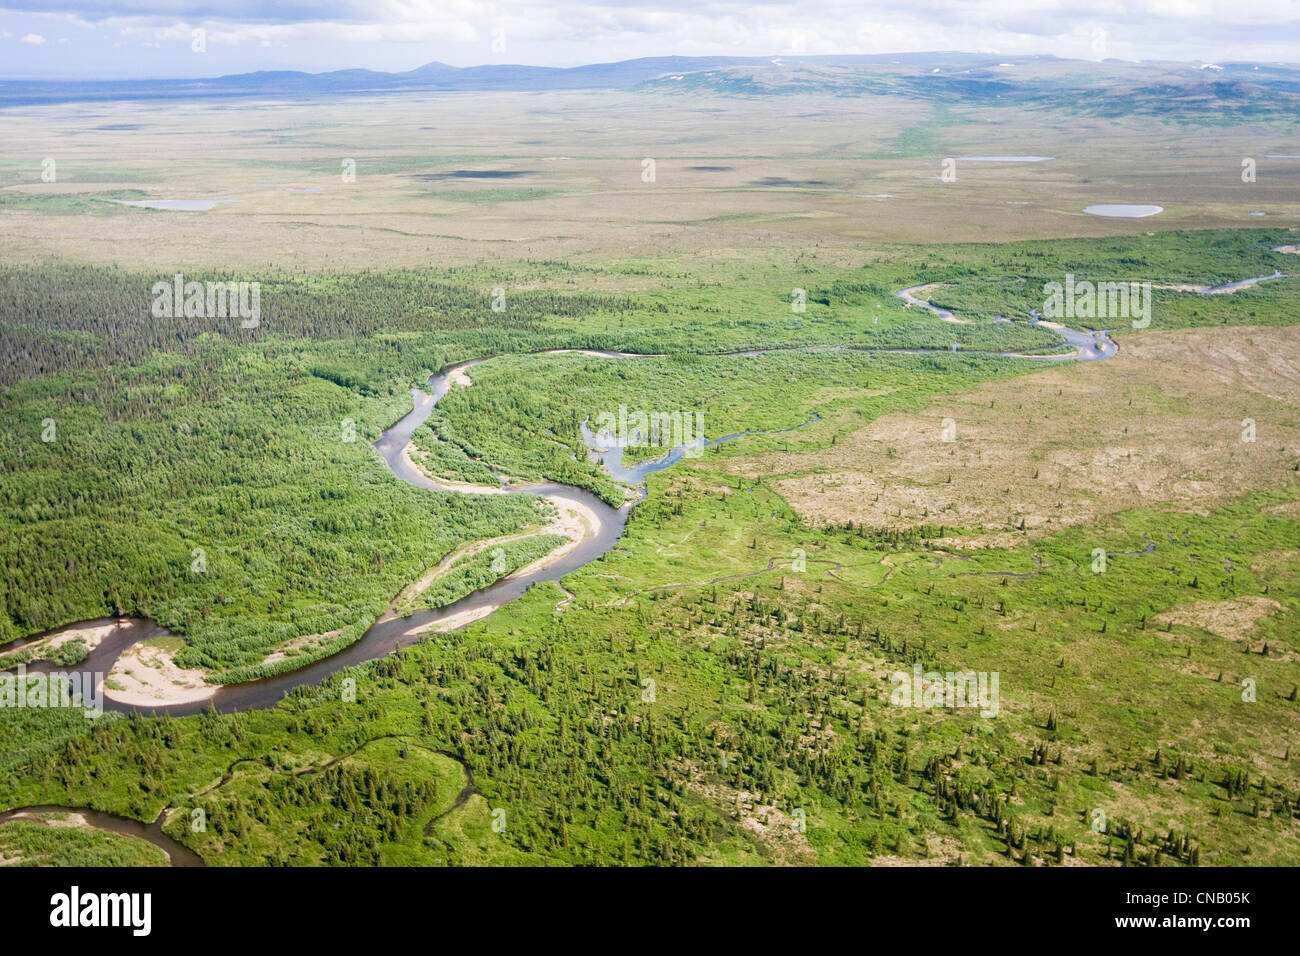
(4, 50, 1298, 85)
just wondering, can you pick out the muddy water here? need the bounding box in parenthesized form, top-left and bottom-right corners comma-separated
(0, 278, 1275, 862)
(0, 805, 203, 867)
(41, 358, 620, 716)
(15, 352, 718, 717)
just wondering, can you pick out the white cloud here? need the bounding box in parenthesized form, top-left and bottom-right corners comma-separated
(21, 33, 48, 44)
(4, 1, 1300, 72)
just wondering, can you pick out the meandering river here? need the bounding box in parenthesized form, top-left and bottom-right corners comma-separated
(5, 272, 1288, 861)
(0, 293, 1150, 717)
(20, 267, 1298, 714)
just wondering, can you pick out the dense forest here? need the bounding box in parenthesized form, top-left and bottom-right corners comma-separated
(0, 339, 548, 674)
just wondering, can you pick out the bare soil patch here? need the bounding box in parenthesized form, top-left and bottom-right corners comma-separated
(105, 639, 216, 707)
(1, 619, 135, 667)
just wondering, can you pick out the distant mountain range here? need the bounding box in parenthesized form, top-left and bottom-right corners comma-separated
(0, 53, 993, 106)
(2, 53, 1299, 112)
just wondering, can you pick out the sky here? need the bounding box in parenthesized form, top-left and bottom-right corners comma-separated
(1, 1, 1298, 79)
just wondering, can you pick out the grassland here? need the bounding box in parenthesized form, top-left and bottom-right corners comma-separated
(1, 83, 1298, 274)
(759, 325, 1300, 541)
(0, 78, 1296, 866)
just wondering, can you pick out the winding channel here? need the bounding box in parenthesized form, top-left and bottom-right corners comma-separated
(17, 333, 1095, 717)
(897, 285, 1118, 361)
(3, 272, 1288, 860)
(0, 805, 204, 867)
(15, 266, 1299, 715)
(17, 268, 1297, 715)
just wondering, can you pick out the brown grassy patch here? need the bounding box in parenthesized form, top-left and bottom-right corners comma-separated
(1153, 596, 1285, 644)
(737, 326, 1300, 535)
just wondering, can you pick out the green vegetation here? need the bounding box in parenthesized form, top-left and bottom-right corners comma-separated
(437, 187, 566, 204)
(0, 334, 548, 679)
(0, 189, 149, 216)
(2, 483, 1295, 865)
(428, 349, 1039, 496)
(409, 424, 503, 485)
(405, 533, 568, 612)
(51, 638, 88, 666)
(0, 815, 168, 866)
(1, 227, 1297, 865)
(848, 229, 1299, 329)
